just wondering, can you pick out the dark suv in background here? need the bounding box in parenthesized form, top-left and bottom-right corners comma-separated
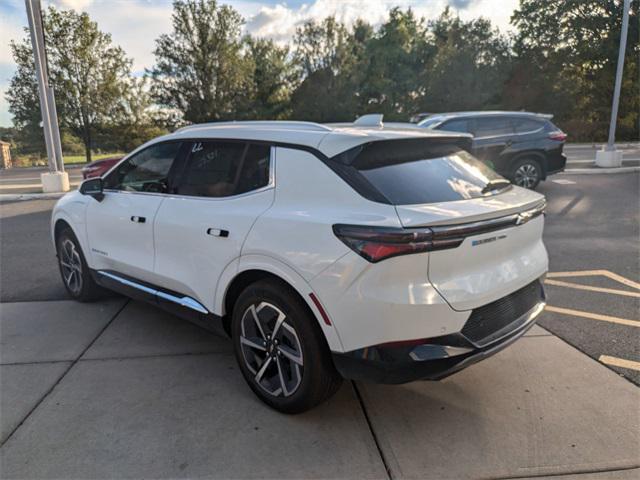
(418, 111, 567, 189)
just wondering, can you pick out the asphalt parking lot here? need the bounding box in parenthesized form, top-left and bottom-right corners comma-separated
(1, 171, 639, 479)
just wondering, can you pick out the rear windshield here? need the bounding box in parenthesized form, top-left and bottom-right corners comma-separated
(333, 140, 505, 205)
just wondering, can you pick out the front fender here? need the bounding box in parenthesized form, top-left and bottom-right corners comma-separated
(216, 254, 345, 352)
(51, 193, 90, 261)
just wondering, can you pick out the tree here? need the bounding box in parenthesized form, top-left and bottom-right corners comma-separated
(421, 8, 512, 112)
(511, 0, 639, 140)
(243, 38, 296, 119)
(290, 17, 372, 121)
(149, 0, 252, 123)
(6, 7, 132, 162)
(360, 8, 431, 118)
(98, 77, 168, 153)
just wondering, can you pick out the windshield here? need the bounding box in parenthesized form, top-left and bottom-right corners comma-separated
(343, 140, 507, 205)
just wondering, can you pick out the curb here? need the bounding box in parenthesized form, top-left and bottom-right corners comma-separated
(562, 166, 640, 175)
(0, 192, 67, 202)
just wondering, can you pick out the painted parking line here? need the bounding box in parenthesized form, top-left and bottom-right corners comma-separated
(547, 270, 640, 291)
(544, 279, 640, 298)
(545, 305, 640, 328)
(599, 355, 640, 372)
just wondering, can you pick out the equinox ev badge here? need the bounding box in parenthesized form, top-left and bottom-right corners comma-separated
(472, 235, 507, 247)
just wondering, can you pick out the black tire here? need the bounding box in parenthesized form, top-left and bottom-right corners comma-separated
(511, 158, 543, 189)
(56, 226, 104, 301)
(231, 279, 342, 414)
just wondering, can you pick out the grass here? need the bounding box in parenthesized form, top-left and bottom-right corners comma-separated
(62, 153, 125, 165)
(12, 152, 124, 167)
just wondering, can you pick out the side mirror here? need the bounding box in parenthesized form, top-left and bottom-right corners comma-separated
(79, 177, 104, 201)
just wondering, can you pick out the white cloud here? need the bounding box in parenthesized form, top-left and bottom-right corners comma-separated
(244, 0, 517, 44)
(55, 0, 94, 9)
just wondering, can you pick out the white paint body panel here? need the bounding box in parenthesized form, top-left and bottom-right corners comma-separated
(153, 188, 275, 312)
(85, 191, 164, 283)
(428, 216, 548, 311)
(52, 122, 548, 356)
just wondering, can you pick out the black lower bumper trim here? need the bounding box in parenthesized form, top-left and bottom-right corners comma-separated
(332, 300, 545, 384)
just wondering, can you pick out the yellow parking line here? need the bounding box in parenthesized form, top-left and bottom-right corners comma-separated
(544, 279, 640, 298)
(545, 305, 640, 328)
(547, 270, 640, 291)
(601, 271, 640, 291)
(599, 355, 640, 372)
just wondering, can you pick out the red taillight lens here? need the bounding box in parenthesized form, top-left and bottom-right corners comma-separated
(548, 131, 567, 142)
(332, 224, 451, 263)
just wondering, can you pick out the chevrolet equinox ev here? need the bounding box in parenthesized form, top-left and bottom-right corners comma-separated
(52, 121, 548, 413)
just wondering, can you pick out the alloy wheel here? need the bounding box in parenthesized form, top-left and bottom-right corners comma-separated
(514, 164, 539, 188)
(59, 238, 83, 295)
(239, 302, 304, 397)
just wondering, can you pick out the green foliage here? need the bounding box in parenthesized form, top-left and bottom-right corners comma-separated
(6, 0, 639, 155)
(511, 0, 639, 140)
(149, 0, 252, 123)
(422, 8, 512, 112)
(243, 37, 297, 119)
(289, 17, 371, 121)
(7, 8, 134, 162)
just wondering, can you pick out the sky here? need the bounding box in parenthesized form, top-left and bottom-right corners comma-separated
(0, 0, 519, 127)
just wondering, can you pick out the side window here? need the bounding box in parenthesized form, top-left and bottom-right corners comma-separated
(513, 118, 543, 133)
(175, 142, 270, 198)
(438, 119, 469, 133)
(473, 117, 514, 137)
(236, 144, 271, 195)
(103, 142, 181, 193)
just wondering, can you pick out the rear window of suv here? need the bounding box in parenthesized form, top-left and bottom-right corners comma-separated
(331, 139, 506, 205)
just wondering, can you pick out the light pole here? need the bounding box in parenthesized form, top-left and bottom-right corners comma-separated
(24, 0, 69, 192)
(596, 0, 631, 168)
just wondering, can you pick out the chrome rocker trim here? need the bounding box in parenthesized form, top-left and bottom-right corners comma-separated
(97, 270, 209, 314)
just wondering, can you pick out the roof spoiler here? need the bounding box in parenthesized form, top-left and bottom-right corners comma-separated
(353, 114, 384, 127)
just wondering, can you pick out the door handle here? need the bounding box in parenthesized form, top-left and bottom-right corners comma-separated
(207, 228, 229, 238)
(130, 216, 146, 223)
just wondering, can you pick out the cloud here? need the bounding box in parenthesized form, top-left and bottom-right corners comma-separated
(449, 0, 473, 9)
(54, 0, 94, 9)
(244, 0, 516, 43)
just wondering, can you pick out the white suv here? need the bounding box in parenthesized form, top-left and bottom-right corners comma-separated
(52, 121, 548, 413)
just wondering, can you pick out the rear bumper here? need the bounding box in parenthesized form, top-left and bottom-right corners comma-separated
(546, 153, 567, 175)
(332, 280, 546, 384)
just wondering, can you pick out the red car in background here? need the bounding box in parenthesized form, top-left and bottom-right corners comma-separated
(81, 156, 122, 179)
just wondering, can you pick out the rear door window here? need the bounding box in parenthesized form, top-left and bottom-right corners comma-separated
(513, 118, 544, 133)
(437, 119, 470, 133)
(473, 117, 514, 137)
(337, 139, 506, 205)
(174, 142, 270, 198)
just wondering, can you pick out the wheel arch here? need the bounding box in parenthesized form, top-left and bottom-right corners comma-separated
(218, 256, 344, 352)
(511, 151, 548, 179)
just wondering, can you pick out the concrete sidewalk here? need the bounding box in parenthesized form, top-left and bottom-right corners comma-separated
(1, 299, 638, 479)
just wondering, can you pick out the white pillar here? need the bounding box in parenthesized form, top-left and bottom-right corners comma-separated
(596, 0, 630, 168)
(25, 0, 69, 190)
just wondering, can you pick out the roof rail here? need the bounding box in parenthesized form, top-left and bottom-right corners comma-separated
(175, 120, 333, 133)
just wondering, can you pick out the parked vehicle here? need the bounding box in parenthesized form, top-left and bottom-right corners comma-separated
(418, 111, 567, 189)
(52, 121, 548, 413)
(81, 156, 122, 179)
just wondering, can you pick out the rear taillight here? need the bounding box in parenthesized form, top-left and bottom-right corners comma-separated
(333, 201, 545, 263)
(332, 224, 463, 263)
(548, 131, 567, 142)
